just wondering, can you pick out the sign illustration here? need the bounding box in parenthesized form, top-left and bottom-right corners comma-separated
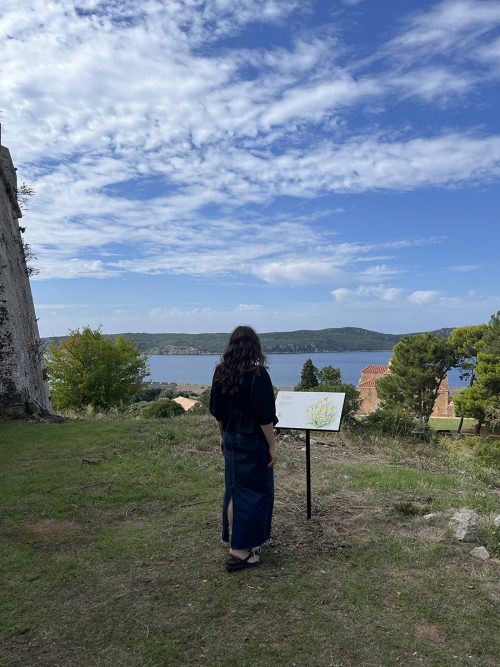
(275, 391, 345, 432)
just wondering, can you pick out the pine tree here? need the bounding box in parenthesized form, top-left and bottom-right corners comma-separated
(295, 359, 319, 390)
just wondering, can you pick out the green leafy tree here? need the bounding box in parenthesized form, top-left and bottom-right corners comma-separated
(377, 333, 457, 423)
(449, 324, 487, 384)
(449, 323, 487, 432)
(454, 312, 500, 433)
(46, 326, 148, 411)
(453, 384, 493, 434)
(295, 359, 319, 390)
(477, 311, 500, 395)
(317, 365, 342, 386)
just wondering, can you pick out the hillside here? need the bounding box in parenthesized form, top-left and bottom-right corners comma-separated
(42, 326, 454, 355)
(1, 415, 498, 666)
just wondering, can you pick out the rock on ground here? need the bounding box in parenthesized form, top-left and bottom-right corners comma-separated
(470, 546, 490, 561)
(449, 509, 479, 542)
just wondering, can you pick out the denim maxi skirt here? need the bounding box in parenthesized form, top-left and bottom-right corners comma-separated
(221, 431, 274, 550)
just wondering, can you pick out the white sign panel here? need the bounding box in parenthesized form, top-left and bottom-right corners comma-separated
(275, 391, 346, 431)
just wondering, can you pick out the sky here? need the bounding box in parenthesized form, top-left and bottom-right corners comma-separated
(1, 0, 500, 337)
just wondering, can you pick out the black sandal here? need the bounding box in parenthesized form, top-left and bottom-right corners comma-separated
(225, 552, 261, 572)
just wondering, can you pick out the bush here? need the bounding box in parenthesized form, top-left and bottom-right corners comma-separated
(159, 385, 178, 399)
(131, 386, 161, 403)
(190, 388, 211, 415)
(358, 409, 435, 442)
(141, 399, 185, 419)
(471, 437, 500, 470)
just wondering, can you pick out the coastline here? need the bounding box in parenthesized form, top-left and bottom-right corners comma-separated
(147, 381, 209, 396)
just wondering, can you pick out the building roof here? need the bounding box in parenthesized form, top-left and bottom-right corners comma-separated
(358, 379, 379, 388)
(361, 364, 390, 374)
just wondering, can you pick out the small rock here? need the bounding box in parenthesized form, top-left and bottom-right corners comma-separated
(470, 546, 490, 561)
(493, 515, 500, 528)
(423, 513, 438, 522)
(449, 510, 479, 542)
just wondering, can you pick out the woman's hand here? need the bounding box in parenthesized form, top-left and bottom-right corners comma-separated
(261, 422, 277, 468)
(268, 444, 277, 468)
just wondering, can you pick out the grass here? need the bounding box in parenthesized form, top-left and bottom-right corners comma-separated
(429, 417, 477, 431)
(1, 415, 499, 666)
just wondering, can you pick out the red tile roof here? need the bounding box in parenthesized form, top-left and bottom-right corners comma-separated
(361, 364, 390, 374)
(358, 379, 379, 387)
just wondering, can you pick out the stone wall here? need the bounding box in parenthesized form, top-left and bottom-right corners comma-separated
(0, 140, 51, 418)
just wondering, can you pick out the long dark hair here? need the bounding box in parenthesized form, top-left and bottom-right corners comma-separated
(215, 325, 267, 394)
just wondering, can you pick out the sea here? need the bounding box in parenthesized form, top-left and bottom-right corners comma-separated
(147, 352, 467, 387)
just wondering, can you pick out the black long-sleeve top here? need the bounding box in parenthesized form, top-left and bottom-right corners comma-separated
(209, 366, 277, 434)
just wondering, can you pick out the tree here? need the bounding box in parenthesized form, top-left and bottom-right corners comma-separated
(449, 324, 487, 384)
(295, 361, 360, 423)
(449, 323, 487, 432)
(477, 311, 500, 396)
(295, 359, 319, 390)
(46, 326, 148, 411)
(453, 312, 500, 433)
(317, 365, 342, 386)
(377, 333, 457, 422)
(453, 384, 493, 434)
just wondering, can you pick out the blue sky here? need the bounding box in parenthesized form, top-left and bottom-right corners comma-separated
(1, 0, 499, 337)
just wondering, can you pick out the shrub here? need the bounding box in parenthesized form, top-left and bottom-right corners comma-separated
(471, 437, 500, 470)
(358, 409, 435, 442)
(190, 388, 211, 415)
(131, 386, 161, 403)
(141, 399, 185, 419)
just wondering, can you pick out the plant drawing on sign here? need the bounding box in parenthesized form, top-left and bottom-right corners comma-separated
(306, 397, 337, 428)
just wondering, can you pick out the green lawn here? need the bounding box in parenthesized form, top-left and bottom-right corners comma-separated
(1, 416, 499, 666)
(428, 417, 477, 431)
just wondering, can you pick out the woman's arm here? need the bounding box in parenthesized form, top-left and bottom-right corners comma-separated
(260, 422, 277, 468)
(217, 420, 224, 454)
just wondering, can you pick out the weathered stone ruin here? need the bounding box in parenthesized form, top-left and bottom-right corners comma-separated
(0, 131, 52, 418)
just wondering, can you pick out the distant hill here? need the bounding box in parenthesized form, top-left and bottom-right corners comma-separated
(42, 327, 454, 355)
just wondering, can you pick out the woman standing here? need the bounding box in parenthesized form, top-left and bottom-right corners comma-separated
(209, 326, 277, 572)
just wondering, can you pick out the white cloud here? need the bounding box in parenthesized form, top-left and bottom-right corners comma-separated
(447, 264, 481, 272)
(358, 264, 404, 282)
(1, 0, 499, 290)
(331, 288, 351, 302)
(237, 304, 264, 312)
(389, 0, 500, 57)
(390, 68, 474, 102)
(407, 290, 440, 305)
(331, 285, 404, 302)
(475, 36, 500, 63)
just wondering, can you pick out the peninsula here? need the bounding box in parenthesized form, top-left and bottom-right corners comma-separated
(42, 326, 453, 356)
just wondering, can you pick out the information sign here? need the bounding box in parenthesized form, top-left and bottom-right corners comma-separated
(275, 391, 346, 519)
(276, 391, 345, 431)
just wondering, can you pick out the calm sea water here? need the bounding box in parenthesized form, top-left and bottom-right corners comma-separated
(147, 352, 466, 387)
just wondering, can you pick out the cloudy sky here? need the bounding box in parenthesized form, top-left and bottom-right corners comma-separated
(2, 0, 500, 337)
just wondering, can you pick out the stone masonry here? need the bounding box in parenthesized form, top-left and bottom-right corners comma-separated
(0, 134, 51, 418)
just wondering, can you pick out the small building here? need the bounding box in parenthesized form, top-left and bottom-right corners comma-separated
(357, 363, 452, 417)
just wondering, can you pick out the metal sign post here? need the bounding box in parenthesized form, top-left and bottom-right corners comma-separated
(275, 391, 346, 520)
(305, 429, 312, 519)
